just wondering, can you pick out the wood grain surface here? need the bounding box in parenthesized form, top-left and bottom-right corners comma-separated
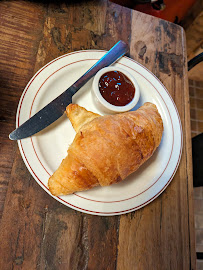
(0, 1, 196, 269)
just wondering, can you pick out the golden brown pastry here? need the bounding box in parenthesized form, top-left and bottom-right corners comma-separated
(48, 102, 163, 196)
(66, 104, 100, 132)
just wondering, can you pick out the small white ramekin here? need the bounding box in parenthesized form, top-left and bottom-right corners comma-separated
(92, 67, 140, 113)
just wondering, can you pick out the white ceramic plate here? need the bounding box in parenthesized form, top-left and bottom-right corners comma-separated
(16, 50, 182, 216)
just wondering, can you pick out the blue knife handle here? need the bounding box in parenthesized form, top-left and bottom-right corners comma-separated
(69, 40, 129, 95)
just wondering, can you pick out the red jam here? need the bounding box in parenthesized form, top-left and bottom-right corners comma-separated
(99, 71, 135, 106)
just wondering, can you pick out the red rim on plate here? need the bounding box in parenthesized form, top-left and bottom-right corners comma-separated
(17, 50, 183, 216)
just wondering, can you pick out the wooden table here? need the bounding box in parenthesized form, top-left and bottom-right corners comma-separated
(0, 1, 196, 269)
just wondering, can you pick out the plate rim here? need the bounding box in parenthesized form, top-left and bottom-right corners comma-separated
(17, 49, 183, 215)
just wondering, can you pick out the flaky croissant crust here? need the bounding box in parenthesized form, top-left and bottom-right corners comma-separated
(48, 102, 163, 196)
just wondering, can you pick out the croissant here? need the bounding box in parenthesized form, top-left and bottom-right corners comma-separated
(48, 102, 163, 196)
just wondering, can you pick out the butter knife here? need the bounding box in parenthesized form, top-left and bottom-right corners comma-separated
(9, 41, 129, 140)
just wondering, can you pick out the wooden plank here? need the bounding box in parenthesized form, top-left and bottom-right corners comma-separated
(0, 1, 46, 219)
(182, 31, 197, 269)
(0, 148, 85, 269)
(117, 13, 196, 270)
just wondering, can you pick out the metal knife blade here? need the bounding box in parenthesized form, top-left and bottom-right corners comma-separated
(9, 41, 129, 140)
